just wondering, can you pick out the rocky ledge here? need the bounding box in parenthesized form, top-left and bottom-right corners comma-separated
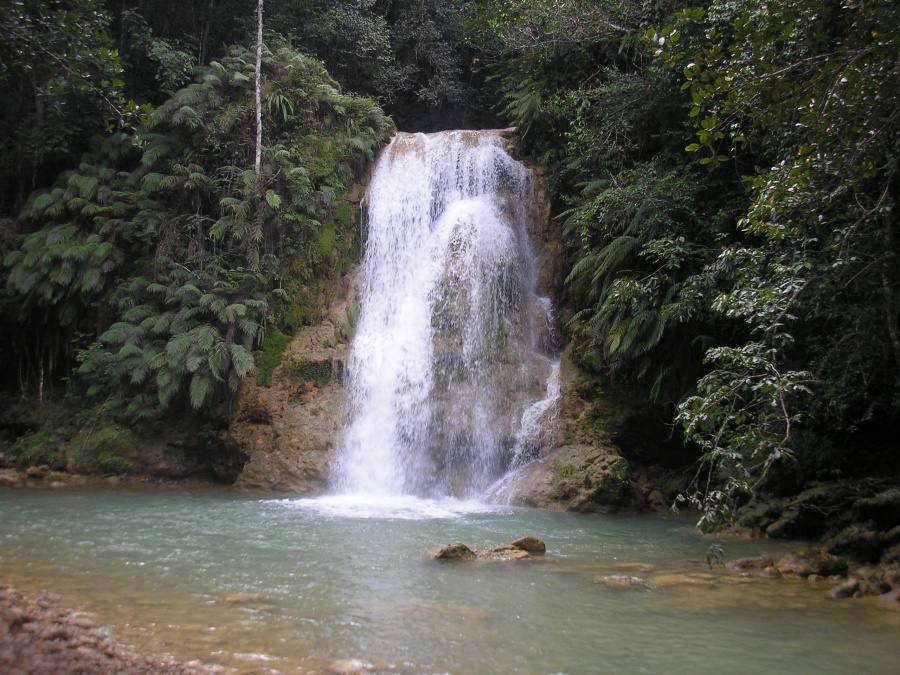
(0, 584, 219, 674)
(593, 547, 900, 604)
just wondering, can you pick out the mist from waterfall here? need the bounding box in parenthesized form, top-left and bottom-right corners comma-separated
(333, 130, 559, 499)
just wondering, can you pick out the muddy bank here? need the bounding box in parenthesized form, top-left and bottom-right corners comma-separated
(1, 583, 220, 675)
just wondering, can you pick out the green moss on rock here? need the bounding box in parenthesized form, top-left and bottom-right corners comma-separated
(285, 360, 332, 389)
(257, 329, 293, 387)
(549, 444, 632, 513)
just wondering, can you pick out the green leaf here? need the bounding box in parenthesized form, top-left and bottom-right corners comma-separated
(189, 375, 211, 409)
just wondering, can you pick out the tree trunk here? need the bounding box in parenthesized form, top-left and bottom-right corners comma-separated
(254, 0, 263, 176)
(199, 0, 215, 66)
(882, 199, 900, 371)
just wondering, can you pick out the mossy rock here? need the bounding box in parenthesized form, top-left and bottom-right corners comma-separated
(824, 523, 885, 563)
(765, 484, 844, 538)
(284, 360, 333, 389)
(96, 453, 134, 475)
(256, 329, 293, 387)
(737, 498, 787, 532)
(73, 424, 135, 475)
(851, 489, 900, 529)
(549, 444, 632, 513)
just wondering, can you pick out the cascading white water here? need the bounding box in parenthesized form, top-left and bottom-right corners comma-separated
(334, 130, 559, 499)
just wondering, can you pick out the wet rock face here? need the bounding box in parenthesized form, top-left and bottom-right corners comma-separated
(225, 272, 359, 494)
(497, 369, 641, 513)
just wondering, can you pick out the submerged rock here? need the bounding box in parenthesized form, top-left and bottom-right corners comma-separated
(328, 659, 371, 675)
(595, 575, 649, 590)
(0, 584, 217, 674)
(649, 573, 718, 588)
(725, 556, 774, 573)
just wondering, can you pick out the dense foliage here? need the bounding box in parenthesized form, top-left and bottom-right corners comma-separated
(1, 0, 897, 517)
(475, 0, 898, 522)
(5, 41, 392, 419)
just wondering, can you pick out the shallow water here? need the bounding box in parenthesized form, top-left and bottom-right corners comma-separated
(1, 488, 898, 674)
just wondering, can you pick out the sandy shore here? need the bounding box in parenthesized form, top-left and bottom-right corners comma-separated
(0, 583, 221, 674)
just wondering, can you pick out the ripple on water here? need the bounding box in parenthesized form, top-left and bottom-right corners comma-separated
(2, 488, 900, 674)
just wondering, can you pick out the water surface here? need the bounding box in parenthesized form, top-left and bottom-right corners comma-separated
(1, 488, 898, 674)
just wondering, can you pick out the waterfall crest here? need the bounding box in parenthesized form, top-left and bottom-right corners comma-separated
(334, 130, 558, 499)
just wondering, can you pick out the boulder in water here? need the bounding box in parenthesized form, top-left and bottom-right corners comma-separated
(434, 543, 477, 560)
(433, 537, 547, 562)
(509, 536, 546, 554)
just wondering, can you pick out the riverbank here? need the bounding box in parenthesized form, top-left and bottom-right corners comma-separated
(0, 466, 222, 491)
(1, 584, 219, 674)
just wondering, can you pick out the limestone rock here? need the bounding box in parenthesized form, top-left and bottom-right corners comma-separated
(776, 549, 849, 578)
(725, 556, 774, 573)
(828, 578, 860, 599)
(434, 538, 547, 562)
(546, 444, 633, 513)
(433, 543, 476, 560)
(510, 536, 546, 554)
(0, 469, 21, 487)
(595, 575, 649, 590)
(850, 488, 900, 529)
(488, 546, 531, 560)
(761, 566, 782, 579)
(25, 465, 50, 479)
(226, 270, 359, 494)
(646, 490, 668, 512)
(879, 588, 900, 603)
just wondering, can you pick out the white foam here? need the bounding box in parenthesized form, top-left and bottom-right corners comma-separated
(266, 493, 507, 520)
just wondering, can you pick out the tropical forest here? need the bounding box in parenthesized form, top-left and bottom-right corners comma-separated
(1, 1, 899, 673)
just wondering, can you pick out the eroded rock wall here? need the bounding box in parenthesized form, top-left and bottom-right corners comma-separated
(224, 271, 359, 494)
(495, 357, 643, 513)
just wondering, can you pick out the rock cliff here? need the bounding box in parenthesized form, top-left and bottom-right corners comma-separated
(224, 271, 358, 493)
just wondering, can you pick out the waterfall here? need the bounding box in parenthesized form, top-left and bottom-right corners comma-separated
(334, 130, 559, 499)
